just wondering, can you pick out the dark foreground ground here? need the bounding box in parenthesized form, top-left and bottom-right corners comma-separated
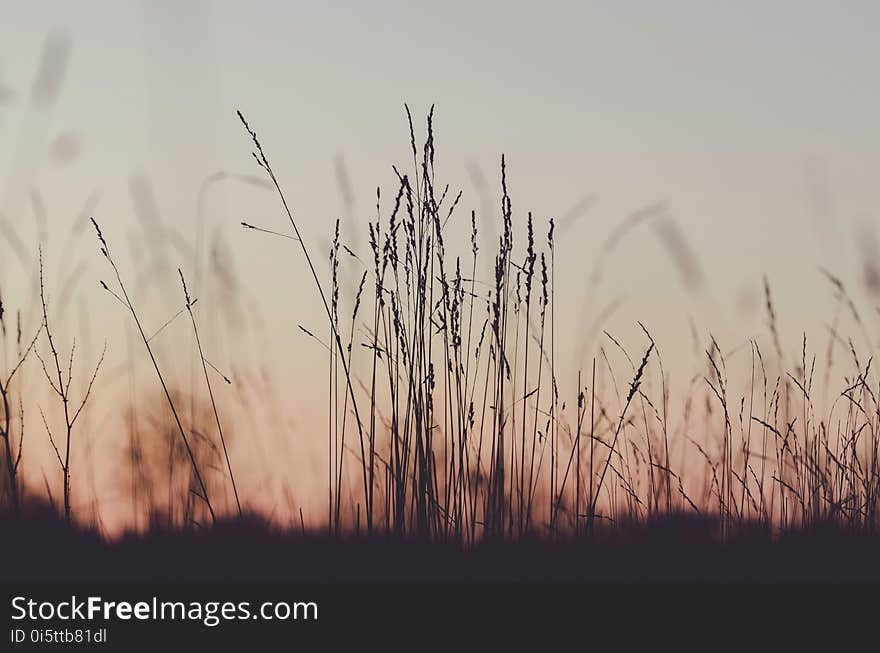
(3, 510, 880, 582)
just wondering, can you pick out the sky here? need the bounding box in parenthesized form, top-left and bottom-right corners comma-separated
(2, 2, 877, 301)
(1, 1, 879, 528)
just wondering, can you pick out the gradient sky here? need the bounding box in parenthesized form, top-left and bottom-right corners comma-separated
(2, 1, 879, 527)
(3, 2, 878, 306)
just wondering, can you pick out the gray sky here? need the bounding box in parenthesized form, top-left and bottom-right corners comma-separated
(3, 0, 879, 361)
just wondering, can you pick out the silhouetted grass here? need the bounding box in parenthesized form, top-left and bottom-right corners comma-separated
(1, 108, 879, 578)
(4, 504, 880, 582)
